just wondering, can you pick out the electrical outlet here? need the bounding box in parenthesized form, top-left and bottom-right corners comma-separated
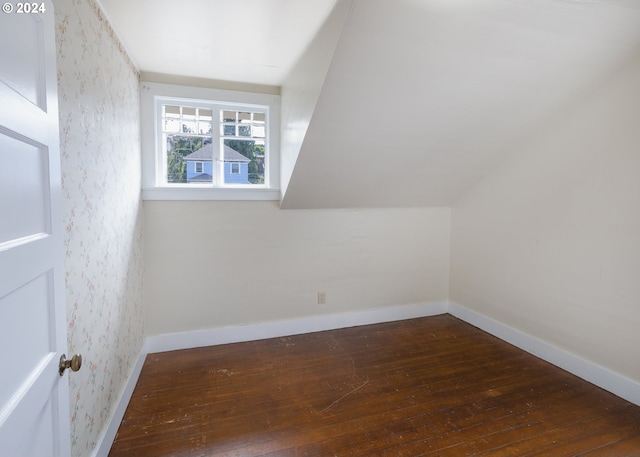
(317, 292, 326, 305)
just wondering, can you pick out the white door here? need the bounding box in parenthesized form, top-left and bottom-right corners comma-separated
(0, 2, 75, 456)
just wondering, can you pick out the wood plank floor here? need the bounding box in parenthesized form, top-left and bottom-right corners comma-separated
(109, 315, 640, 456)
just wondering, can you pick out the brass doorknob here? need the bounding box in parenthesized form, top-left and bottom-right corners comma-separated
(59, 353, 82, 376)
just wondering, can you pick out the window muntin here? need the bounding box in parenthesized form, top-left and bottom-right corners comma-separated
(157, 99, 269, 188)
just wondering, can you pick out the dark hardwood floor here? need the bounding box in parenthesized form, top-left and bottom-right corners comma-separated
(109, 315, 640, 456)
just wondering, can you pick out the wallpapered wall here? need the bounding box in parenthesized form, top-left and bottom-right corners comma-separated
(54, 0, 145, 455)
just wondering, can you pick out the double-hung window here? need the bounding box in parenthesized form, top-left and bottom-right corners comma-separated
(141, 82, 280, 200)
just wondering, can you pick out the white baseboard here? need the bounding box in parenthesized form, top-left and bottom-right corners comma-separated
(97, 299, 640, 455)
(447, 301, 640, 407)
(145, 301, 449, 354)
(92, 347, 148, 457)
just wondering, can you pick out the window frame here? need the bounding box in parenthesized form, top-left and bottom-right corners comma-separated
(141, 82, 280, 201)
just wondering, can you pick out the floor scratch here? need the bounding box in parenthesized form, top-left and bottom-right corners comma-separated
(315, 380, 370, 414)
(331, 336, 360, 381)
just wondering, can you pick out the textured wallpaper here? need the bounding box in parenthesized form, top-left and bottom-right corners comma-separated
(54, 0, 144, 455)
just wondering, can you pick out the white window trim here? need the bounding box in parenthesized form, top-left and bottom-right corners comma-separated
(140, 81, 280, 201)
(229, 162, 241, 174)
(194, 161, 204, 174)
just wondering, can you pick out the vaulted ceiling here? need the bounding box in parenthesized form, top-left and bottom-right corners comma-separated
(99, 0, 640, 209)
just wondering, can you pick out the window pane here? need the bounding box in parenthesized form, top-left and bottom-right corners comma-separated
(166, 134, 212, 184)
(199, 109, 212, 120)
(238, 111, 251, 121)
(182, 107, 196, 119)
(254, 112, 265, 122)
(198, 121, 212, 135)
(252, 125, 265, 138)
(223, 125, 235, 136)
(223, 139, 264, 185)
(181, 121, 197, 134)
(164, 118, 180, 133)
(238, 125, 251, 137)
(164, 105, 180, 118)
(222, 111, 236, 122)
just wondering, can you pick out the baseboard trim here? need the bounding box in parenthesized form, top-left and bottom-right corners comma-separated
(145, 301, 449, 354)
(92, 346, 148, 457)
(447, 301, 640, 407)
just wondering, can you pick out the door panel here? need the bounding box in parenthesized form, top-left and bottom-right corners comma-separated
(0, 132, 50, 244)
(0, 9, 46, 108)
(0, 273, 53, 410)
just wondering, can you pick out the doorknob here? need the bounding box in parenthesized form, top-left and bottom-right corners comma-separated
(59, 353, 82, 376)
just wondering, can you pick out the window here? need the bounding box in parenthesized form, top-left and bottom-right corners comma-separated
(141, 82, 280, 200)
(160, 103, 266, 186)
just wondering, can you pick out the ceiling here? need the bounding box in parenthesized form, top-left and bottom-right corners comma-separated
(97, 0, 339, 86)
(99, 0, 640, 209)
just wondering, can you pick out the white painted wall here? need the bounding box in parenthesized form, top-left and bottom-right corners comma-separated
(279, 0, 352, 199)
(143, 202, 450, 336)
(450, 49, 640, 383)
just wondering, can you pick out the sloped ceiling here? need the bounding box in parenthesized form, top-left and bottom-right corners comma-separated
(281, 0, 640, 208)
(97, 0, 339, 86)
(98, 0, 640, 209)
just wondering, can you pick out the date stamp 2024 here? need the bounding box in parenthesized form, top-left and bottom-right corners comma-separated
(2, 2, 46, 14)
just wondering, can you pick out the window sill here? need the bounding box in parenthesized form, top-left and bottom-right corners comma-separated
(142, 187, 281, 201)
